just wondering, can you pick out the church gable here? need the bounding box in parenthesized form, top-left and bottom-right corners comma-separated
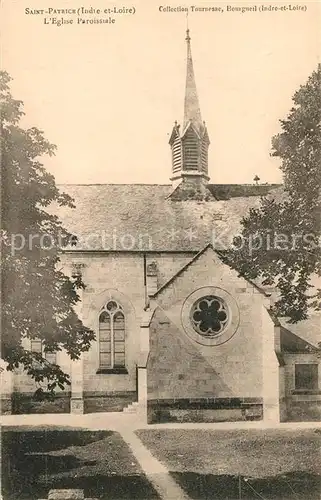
(149, 244, 266, 399)
(151, 244, 263, 308)
(145, 245, 269, 417)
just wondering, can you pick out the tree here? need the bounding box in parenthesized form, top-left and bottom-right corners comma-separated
(0, 71, 95, 396)
(253, 175, 260, 185)
(227, 65, 321, 322)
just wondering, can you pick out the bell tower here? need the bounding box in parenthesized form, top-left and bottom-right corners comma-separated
(169, 29, 210, 191)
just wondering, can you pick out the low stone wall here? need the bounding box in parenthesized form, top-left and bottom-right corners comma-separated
(8, 391, 137, 414)
(12, 392, 71, 414)
(0, 397, 12, 415)
(286, 398, 321, 422)
(148, 397, 263, 423)
(84, 391, 137, 413)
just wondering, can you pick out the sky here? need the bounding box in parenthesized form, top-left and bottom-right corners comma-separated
(2, 0, 320, 185)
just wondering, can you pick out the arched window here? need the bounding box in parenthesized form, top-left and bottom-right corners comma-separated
(30, 339, 57, 364)
(99, 300, 125, 369)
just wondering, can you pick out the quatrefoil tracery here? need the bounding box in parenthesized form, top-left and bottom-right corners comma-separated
(191, 295, 229, 337)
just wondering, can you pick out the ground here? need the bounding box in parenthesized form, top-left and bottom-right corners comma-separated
(1, 426, 159, 499)
(1, 426, 320, 499)
(136, 428, 321, 499)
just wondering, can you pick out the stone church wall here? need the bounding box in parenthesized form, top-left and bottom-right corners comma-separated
(147, 248, 267, 422)
(9, 251, 195, 413)
(283, 353, 321, 421)
(8, 250, 279, 417)
(10, 339, 72, 414)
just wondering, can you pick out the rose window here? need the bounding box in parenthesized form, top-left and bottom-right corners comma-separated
(191, 295, 229, 337)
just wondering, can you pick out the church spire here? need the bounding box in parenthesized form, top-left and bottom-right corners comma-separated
(184, 28, 202, 130)
(169, 27, 211, 193)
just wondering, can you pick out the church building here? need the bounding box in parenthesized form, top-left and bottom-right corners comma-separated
(2, 30, 320, 423)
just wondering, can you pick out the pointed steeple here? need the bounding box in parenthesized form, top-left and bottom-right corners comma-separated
(168, 28, 211, 193)
(184, 28, 202, 131)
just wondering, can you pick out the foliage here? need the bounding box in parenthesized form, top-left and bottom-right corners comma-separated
(0, 71, 95, 395)
(227, 65, 321, 322)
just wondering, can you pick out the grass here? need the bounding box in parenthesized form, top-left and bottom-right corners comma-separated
(136, 428, 321, 499)
(1, 426, 159, 499)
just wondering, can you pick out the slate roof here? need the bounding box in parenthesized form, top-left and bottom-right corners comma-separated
(279, 316, 321, 350)
(53, 183, 282, 252)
